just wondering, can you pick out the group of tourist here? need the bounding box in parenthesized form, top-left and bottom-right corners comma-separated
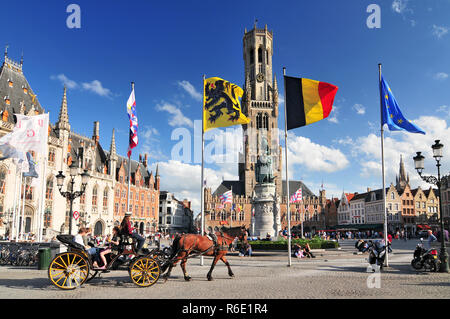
(292, 243, 315, 259)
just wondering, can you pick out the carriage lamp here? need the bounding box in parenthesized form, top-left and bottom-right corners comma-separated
(56, 161, 90, 235)
(413, 141, 449, 273)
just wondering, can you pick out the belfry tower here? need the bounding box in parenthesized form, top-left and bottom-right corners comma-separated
(238, 23, 282, 198)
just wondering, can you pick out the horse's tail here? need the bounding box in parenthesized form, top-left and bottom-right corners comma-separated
(169, 234, 182, 259)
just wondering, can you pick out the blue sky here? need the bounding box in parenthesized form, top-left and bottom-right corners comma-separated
(2, 0, 450, 213)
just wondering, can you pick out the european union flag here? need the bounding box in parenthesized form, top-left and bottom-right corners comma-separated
(381, 76, 425, 134)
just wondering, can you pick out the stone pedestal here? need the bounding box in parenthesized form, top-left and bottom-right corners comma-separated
(252, 183, 277, 238)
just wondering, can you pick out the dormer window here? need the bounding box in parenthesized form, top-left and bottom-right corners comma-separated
(8, 80, 13, 87)
(4, 96, 10, 105)
(22, 86, 28, 94)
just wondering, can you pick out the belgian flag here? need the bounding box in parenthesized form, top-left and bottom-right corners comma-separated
(284, 76, 338, 130)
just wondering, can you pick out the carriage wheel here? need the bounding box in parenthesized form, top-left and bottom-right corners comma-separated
(129, 256, 160, 287)
(48, 252, 89, 290)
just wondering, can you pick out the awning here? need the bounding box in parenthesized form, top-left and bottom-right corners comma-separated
(417, 224, 431, 229)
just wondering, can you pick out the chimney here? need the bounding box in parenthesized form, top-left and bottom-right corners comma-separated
(143, 154, 148, 167)
(367, 187, 371, 192)
(139, 154, 142, 163)
(92, 121, 99, 144)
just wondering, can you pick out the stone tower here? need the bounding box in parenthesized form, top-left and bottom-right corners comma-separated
(239, 23, 282, 198)
(396, 154, 410, 192)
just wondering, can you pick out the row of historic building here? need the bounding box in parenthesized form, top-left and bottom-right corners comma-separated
(0, 51, 194, 240)
(199, 155, 449, 236)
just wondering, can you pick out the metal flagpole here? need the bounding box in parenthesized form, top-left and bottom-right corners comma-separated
(20, 176, 27, 241)
(378, 63, 389, 267)
(38, 154, 48, 242)
(230, 185, 233, 228)
(283, 67, 292, 267)
(15, 168, 24, 241)
(127, 82, 135, 214)
(11, 165, 19, 241)
(200, 74, 206, 266)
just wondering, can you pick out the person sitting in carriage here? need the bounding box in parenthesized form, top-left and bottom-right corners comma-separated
(96, 226, 121, 270)
(120, 212, 146, 255)
(73, 227, 102, 268)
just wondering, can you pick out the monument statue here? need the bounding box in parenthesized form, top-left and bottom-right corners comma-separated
(255, 136, 274, 184)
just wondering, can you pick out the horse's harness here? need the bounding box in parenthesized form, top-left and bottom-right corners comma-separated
(175, 229, 236, 260)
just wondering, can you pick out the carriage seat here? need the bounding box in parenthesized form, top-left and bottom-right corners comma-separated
(57, 235, 85, 251)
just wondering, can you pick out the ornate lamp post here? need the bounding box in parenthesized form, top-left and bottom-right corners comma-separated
(413, 140, 449, 273)
(55, 162, 90, 235)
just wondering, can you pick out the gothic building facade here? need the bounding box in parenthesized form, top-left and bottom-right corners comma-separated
(0, 51, 160, 239)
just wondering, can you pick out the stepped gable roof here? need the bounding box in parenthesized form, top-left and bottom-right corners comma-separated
(0, 57, 44, 123)
(116, 155, 151, 185)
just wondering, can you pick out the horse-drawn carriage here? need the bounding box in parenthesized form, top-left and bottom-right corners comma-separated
(48, 225, 248, 289)
(48, 234, 161, 289)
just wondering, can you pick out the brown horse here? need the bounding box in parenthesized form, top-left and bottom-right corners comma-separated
(162, 225, 247, 282)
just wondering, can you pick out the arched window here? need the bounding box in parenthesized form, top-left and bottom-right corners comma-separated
(45, 178, 54, 200)
(256, 113, 263, 129)
(44, 207, 52, 228)
(263, 113, 269, 129)
(0, 169, 6, 194)
(92, 187, 98, 206)
(221, 211, 227, 221)
(239, 211, 245, 221)
(258, 47, 263, 63)
(103, 188, 108, 208)
(249, 49, 254, 64)
(232, 211, 237, 221)
(210, 211, 215, 221)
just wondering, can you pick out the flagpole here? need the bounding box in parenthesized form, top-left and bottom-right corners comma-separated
(127, 82, 134, 214)
(283, 67, 292, 267)
(38, 154, 48, 242)
(200, 74, 206, 266)
(230, 185, 233, 228)
(378, 63, 389, 267)
(15, 168, 24, 241)
(20, 176, 27, 241)
(11, 165, 20, 241)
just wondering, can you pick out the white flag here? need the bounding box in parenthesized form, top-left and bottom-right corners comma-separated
(0, 114, 49, 155)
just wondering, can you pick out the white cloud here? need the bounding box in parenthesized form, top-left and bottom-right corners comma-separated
(351, 116, 450, 187)
(433, 72, 449, 80)
(81, 80, 113, 98)
(432, 25, 449, 39)
(328, 106, 339, 123)
(156, 101, 193, 128)
(51, 74, 114, 98)
(139, 126, 167, 161)
(392, 0, 408, 14)
(151, 160, 237, 214)
(437, 105, 450, 119)
(50, 74, 78, 89)
(286, 133, 349, 175)
(178, 80, 202, 101)
(353, 104, 366, 115)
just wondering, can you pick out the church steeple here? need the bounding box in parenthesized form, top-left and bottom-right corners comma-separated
(396, 154, 409, 192)
(109, 128, 117, 160)
(56, 86, 70, 132)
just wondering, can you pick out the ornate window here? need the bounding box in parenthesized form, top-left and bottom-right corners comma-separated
(92, 187, 97, 206)
(221, 211, 227, 221)
(45, 178, 54, 200)
(0, 169, 6, 194)
(210, 211, 215, 221)
(114, 203, 119, 214)
(232, 211, 237, 221)
(48, 148, 56, 164)
(103, 188, 108, 208)
(239, 211, 245, 221)
(80, 192, 85, 205)
(258, 47, 263, 63)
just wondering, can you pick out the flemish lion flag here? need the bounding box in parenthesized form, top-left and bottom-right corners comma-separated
(284, 76, 338, 130)
(203, 77, 250, 132)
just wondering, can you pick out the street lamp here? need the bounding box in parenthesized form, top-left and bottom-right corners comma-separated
(56, 161, 90, 235)
(413, 140, 449, 273)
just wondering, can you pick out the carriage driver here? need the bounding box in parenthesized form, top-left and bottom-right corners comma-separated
(120, 212, 146, 255)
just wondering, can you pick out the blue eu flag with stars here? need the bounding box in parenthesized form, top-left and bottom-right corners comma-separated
(381, 76, 425, 135)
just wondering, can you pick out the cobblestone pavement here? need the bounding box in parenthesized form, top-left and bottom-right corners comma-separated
(0, 239, 448, 299)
